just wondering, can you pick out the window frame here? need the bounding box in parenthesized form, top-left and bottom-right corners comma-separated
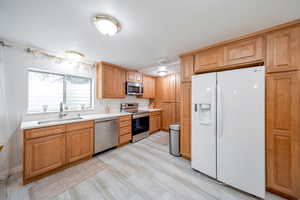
(27, 69, 94, 114)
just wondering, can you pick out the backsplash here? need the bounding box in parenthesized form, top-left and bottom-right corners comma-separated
(23, 96, 149, 122)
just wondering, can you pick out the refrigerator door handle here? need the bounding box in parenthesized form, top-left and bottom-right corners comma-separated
(194, 104, 198, 112)
(217, 85, 223, 138)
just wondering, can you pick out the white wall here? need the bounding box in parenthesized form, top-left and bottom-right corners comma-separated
(1, 47, 149, 174)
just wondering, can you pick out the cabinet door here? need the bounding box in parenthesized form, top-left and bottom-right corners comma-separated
(155, 77, 164, 102)
(126, 71, 137, 82)
(175, 73, 181, 102)
(194, 48, 222, 73)
(266, 25, 300, 73)
(161, 103, 176, 130)
(102, 64, 115, 98)
(156, 115, 161, 131)
(180, 82, 192, 159)
(149, 76, 156, 98)
(141, 75, 155, 99)
(66, 128, 93, 163)
(181, 55, 194, 82)
(175, 102, 180, 123)
(150, 115, 155, 133)
(24, 134, 66, 179)
(135, 72, 143, 83)
(223, 36, 264, 67)
(168, 74, 176, 102)
(181, 119, 191, 159)
(266, 71, 300, 198)
(115, 68, 126, 98)
(127, 71, 142, 83)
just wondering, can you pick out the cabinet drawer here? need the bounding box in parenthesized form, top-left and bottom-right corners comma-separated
(119, 134, 131, 144)
(120, 126, 131, 136)
(150, 111, 161, 116)
(25, 125, 66, 140)
(66, 121, 94, 132)
(119, 115, 131, 122)
(120, 120, 131, 128)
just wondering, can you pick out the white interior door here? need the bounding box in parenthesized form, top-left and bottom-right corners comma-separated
(191, 72, 217, 178)
(217, 67, 265, 198)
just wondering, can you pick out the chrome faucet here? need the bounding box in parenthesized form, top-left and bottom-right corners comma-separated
(58, 102, 67, 119)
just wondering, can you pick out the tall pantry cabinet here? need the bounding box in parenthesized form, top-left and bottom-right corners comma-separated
(265, 24, 300, 199)
(180, 56, 193, 159)
(154, 73, 181, 131)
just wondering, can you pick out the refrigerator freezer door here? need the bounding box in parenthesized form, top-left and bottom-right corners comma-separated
(191, 72, 217, 178)
(217, 67, 265, 198)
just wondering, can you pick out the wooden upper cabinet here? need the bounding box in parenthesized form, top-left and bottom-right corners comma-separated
(155, 74, 176, 102)
(140, 74, 155, 99)
(181, 55, 194, 82)
(194, 48, 223, 73)
(127, 71, 143, 83)
(24, 134, 66, 179)
(97, 62, 126, 98)
(222, 36, 264, 67)
(266, 25, 300, 73)
(167, 74, 176, 102)
(266, 71, 300, 198)
(116, 67, 126, 97)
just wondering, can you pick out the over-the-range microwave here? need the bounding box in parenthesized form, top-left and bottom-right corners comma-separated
(126, 81, 143, 95)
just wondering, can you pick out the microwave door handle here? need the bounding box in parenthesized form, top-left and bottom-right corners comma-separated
(141, 84, 144, 94)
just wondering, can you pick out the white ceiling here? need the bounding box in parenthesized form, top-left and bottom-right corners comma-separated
(0, 0, 300, 69)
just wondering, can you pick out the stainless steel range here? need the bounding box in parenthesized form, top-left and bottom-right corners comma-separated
(120, 103, 149, 142)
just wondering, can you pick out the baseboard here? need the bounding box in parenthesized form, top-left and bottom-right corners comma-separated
(266, 187, 298, 200)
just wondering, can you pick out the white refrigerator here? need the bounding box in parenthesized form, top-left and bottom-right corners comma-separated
(191, 66, 265, 198)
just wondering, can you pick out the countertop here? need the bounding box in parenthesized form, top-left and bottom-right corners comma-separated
(21, 108, 162, 130)
(139, 108, 161, 112)
(21, 112, 132, 130)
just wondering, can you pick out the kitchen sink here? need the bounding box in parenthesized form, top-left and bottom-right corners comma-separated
(38, 117, 83, 124)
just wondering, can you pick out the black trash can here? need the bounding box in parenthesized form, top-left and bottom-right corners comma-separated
(169, 123, 180, 157)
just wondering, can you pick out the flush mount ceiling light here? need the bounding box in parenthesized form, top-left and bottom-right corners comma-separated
(65, 50, 85, 61)
(93, 15, 121, 36)
(157, 70, 168, 76)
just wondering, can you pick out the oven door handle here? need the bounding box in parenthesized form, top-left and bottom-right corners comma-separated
(133, 113, 149, 119)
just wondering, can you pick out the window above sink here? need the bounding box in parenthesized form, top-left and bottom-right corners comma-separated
(28, 69, 93, 114)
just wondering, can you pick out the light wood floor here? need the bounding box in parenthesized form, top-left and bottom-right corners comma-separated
(2, 131, 285, 200)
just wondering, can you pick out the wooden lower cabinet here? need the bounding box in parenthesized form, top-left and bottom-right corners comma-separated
(266, 71, 300, 199)
(150, 111, 161, 133)
(24, 134, 66, 180)
(66, 128, 93, 163)
(23, 121, 94, 184)
(118, 115, 132, 146)
(180, 119, 191, 159)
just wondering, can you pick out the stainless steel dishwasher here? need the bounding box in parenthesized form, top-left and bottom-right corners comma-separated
(94, 117, 118, 155)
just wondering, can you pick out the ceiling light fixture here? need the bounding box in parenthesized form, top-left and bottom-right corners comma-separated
(157, 70, 168, 76)
(65, 50, 85, 61)
(93, 15, 121, 36)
